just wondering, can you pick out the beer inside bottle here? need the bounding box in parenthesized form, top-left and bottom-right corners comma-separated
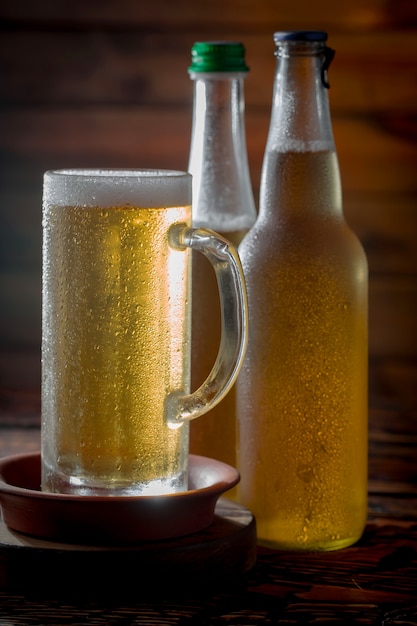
(236, 31, 368, 550)
(190, 228, 249, 469)
(238, 148, 368, 549)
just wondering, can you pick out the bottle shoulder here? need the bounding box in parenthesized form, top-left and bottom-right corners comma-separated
(239, 215, 367, 274)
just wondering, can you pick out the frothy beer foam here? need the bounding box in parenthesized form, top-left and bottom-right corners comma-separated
(43, 169, 192, 208)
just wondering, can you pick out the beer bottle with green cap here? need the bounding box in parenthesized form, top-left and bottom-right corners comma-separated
(237, 31, 368, 549)
(187, 42, 256, 473)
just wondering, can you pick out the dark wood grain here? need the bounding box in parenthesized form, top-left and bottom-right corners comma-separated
(0, 499, 257, 597)
(0, 518, 416, 623)
(2, 0, 417, 31)
(1, 31, 416, 112)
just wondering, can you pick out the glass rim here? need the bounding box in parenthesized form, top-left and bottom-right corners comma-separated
(44, 168, 190, 180)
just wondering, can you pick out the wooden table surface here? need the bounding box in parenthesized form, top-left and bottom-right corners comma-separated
(0, 373, 416, 625)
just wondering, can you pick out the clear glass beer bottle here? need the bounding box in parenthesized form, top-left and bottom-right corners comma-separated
(187, 41, 257, 470)
(236, 31, 368, 549)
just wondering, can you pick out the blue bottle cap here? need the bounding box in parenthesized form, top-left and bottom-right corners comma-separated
(273, 31, 328, 43)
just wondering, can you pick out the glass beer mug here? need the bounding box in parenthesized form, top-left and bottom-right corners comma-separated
(41, 169, 248, 496)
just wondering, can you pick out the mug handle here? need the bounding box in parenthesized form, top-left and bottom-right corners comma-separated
(167, 225, 248, 425)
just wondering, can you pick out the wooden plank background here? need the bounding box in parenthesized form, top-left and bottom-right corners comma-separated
(1, 0, 416, 404)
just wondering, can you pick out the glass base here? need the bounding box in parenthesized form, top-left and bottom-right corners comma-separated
(41, 465, 188, 497)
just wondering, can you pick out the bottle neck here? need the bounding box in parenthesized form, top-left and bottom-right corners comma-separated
(188, 72, 256, 232)
(267, 41, 335, 152)
(189, 73, 246, 155)
(259, 41, 342, 221)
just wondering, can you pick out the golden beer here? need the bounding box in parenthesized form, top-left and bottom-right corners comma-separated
(237, 150, 368, 550)
(42, 203, 191, 494)
(190, 229, 248, 472)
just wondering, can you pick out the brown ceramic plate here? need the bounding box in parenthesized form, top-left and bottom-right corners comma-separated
(0, 452, 239, 544)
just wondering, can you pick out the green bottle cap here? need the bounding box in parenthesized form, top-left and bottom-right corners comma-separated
(188, 41, 249, 73)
